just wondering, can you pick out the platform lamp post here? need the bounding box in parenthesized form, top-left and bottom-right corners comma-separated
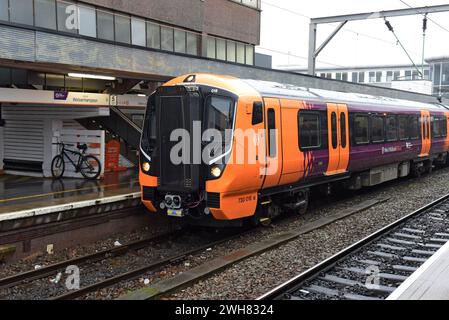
(307, 4, 449, 76)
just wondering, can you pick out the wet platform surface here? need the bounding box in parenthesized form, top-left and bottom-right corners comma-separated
(388, 240, 449, 300)
(0, 170, 140, 217)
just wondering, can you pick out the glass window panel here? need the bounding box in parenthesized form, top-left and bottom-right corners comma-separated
(342, 72, 348, 81)
(34, 0, 56, 29)
(267, 109, 276, 157)
(161, 26, 174, 51)
(386, 71, 393, 82)
(216, 38, 226, 60)
(0, 0, 8, 21)
(298, 113, 320, 148)
(57, 0, 77, 33)
(358, 72, 365, 83)
(336, 73, 342, 80)
(442, 63, 449, 85)
(174, 29, 186, 53)
(405, 70, 412, 80)
(409, 116, 419, 139)
(369, 72, 375, 82)
(245, 45, 254, 65)
(131, 17, 146, 46)
(376, 71, 382, 82)
(79, 5, 96, 37)
(371, 116, 385, 142)
(147, 22, 160, 49)
(207, 37, 216, 58)
(97, 10, 114, 41)
(236, 43, 245, 64)
(434, 64, 441, 85)
(354, 116, 369, 144)
(10, 0, 34, 25)
(115, 14, 131, 44)
(399, 116, 408, 140)
(351, 73, 358, 83)
(0, 67, 11, 86)
(186, 32, 198, 55)
(432, 117, 441, 138)
(386, 116, 398, 141)
(226, 41, 236, 62)
(394, 71, 400, 80)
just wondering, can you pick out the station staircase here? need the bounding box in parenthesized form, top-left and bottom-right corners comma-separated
(78, 106, 143, 165)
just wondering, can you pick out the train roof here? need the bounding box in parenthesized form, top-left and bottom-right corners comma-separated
(166, 74, 448, 112)
(242, 79, 448, 112)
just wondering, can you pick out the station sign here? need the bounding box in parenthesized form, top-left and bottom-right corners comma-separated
(0, 88, 147, 107)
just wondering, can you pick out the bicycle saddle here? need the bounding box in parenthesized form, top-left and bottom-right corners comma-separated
(77, 144, 88, 151)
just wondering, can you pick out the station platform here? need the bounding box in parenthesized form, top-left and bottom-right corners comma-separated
(388, 238, 449, 300)
(0, 170, 141, 230)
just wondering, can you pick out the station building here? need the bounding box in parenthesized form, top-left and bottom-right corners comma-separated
(280, 56, 449, 99)
(0, 0, 261, 177)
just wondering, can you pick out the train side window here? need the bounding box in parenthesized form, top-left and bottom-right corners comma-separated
(386, 115, 398, 141)
(371, 115, 385, 143)
(432, 116, 441, 138)
(398, 115, 408, 140)
(298, 112, 321, 149)
(252, 102, 263, 125)
(331, 112, 338, 149)
(409, 116, 420, 139)
(267, 108, 277, 157)
(354, 115, 369, 145)
(441, 117, 448, 137)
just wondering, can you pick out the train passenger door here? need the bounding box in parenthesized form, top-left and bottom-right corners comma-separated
(420, 110, 431, 157)
(325, 103, 349, 175)
(261, 98, 283, 188)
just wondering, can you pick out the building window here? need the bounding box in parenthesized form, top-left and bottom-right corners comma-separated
(351, 72, 358, 83)
(0, 0, 8, 21)
(412, 70, 419, 80)
(161, 26, 174, 51)
(34, 0, 57, 30)
(326, 73, 332, 79)
(226, 41, 236, 62)
(216, 38, 226, 60)
(424, 69, 430, 80)
(147, 22, 160, 49)
(354, 115, 369, 144)
(79, 5, 96, 38)
(207, 37, 216, 59)
(245, 45, 254, 65)
(358, 72, 365, 83)
(236, 43, 245, 64)
(336, 73, 342, 80)
(298, 112, 321, 149)
(405, 70, 412, 80)
(10, 0, 34, 25)
(371, 115, 385, 142)
(342, 73, 348, 81)
(386, 71, 393, 82)
(369, 72, 375, 83)
(186, 32, 198, 55)
(174, 29, 186, 53)
(386, 116, 398, 141)
(131, 17, 146, 46)
(97, 9, 114, 41)
(394, 71, 400, 81)
(376, 71, 382, 82)
(57, 0, 77, 33)
(115, 14, 131, 44)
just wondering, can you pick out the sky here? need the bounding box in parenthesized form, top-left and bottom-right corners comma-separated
(256, 0, 449, 69)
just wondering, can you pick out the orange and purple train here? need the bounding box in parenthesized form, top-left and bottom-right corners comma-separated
(139, 74, 449, 227)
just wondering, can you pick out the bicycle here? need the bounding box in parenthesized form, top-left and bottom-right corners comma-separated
(51, 143, 102, 180)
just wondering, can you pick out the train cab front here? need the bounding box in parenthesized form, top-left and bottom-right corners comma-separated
(139, 79, 238, 226)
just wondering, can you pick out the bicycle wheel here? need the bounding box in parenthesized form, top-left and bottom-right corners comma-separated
(51, 155, 65, 179)
(80, 155, 102, 180)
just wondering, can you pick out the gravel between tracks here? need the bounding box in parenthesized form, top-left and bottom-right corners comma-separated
(166, 167, 449, 300)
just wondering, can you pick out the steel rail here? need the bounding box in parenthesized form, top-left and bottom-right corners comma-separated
(258, 193, 449, 300)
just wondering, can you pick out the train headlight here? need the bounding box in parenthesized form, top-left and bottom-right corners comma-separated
(210, 166, 222, 178)
(142, 162, 150, 172)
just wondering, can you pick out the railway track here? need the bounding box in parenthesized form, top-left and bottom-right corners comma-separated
(0, 227, 248, 300)
(259, 194, 449, 301)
